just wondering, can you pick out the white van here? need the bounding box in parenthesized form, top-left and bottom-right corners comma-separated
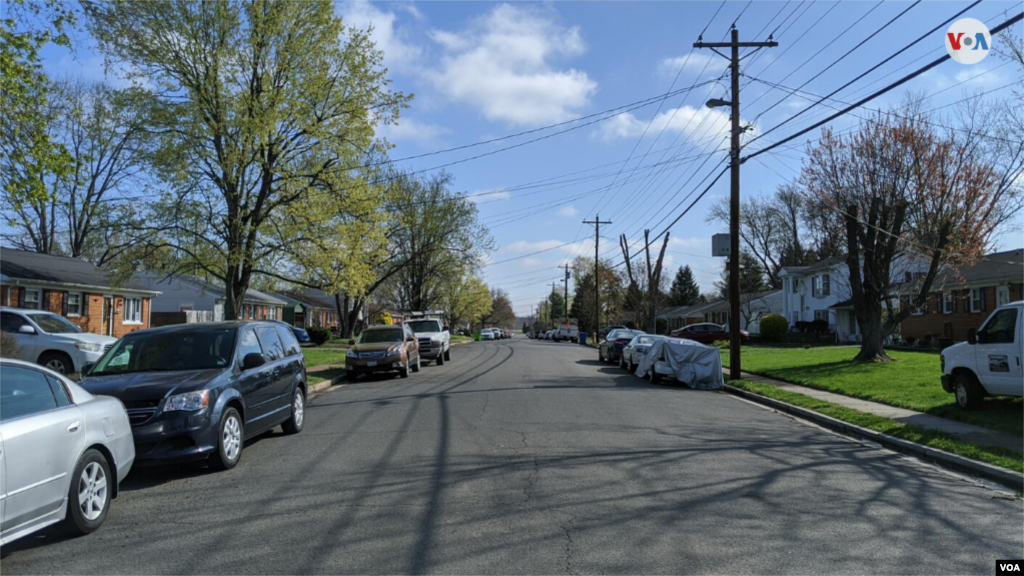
(940, 301, 1023, 409)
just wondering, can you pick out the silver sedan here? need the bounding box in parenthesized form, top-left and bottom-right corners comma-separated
(0, 358, 135, 545)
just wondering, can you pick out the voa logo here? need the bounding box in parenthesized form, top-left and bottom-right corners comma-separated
(945, 18, 991, 64)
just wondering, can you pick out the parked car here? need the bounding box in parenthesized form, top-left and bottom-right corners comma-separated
(1, 307, 117, 375)
(79, 321, 306, 470)
(670, 322, 750, 344)
(271, 320, 311, 344)
(544, 330, 554, 340)
(620, 334, 664, 372)
(346, 324, 420, 379)
(599, 329, 644, 363)
(407, 315, 451, 366)
(598, 325, 627, 340)
(481, 328, 495, 341)
(1, 358, 135, 545)
(554, 320, 580, 343)
(941, 301, 1023, 409)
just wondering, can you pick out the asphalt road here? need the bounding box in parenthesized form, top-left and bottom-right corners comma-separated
(3, 338, 1021, 574)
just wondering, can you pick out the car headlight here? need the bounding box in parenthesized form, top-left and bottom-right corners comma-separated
(75, 342, 102, 353)
(347, 351, 359, 360)
(164, 390, 209, 412)
(387, 344, 402, 355)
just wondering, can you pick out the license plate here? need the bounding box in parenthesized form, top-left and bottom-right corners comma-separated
(367, 361, 377, 367)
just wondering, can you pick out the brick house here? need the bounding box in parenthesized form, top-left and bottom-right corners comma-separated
(900, 249, 1024, 345)
(275, 290, 340, 329)
(137, 273, 285, 325)
(0, 247, 159, 337)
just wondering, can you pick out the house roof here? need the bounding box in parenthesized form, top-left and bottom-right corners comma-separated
(936, 249, 1023, 287)
(137, 273, 286, 305)
(828, 298, 854, 310)
(779, 256, 845, 277)
(279, 290, 335, 310)
(0, 247, 159, 295)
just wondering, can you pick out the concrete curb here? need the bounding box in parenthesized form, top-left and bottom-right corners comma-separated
(724, 384, 1023, 492)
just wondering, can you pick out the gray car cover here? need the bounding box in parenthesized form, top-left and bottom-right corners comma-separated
(635, 337, 724, 389)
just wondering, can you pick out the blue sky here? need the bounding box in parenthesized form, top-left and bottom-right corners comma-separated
(41, 1, 1022, 316)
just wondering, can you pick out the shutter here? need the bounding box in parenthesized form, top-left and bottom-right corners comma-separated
(980, 288, 986, 312)
(62, 291, 69, 316)
(83, 293, 89, 316)
(935, 293, 941, 313)
(951, 289, 957, 313)
(18, 287, 25, 308)
(823, 274, 830, 296)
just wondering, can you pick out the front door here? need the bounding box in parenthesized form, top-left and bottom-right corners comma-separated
(102, 297, 112, 336)
(975, 306, 1022, 395)
(0, 365, 83, 541)
(996, 286, 1011, 307)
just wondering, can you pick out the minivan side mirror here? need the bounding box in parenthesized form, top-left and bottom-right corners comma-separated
(18, 324, 36, 335)
(242, 352, 266, 370)
(966, 327, 977, 345)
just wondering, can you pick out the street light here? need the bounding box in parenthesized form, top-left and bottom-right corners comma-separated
(706, 98, 732, 108)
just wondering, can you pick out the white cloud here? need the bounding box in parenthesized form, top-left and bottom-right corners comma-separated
(466, 189, 511, 204)
(598, 105, 734, 147)
(505, 239, 567, 253)
(669, 236, 707, 249)
(338, 1, 421, 69)
(557, 204, 579, 217)
(377, 117, 449, 147)
(657, 52, 728, 77)
(520, 257, 543, 268)
(426, 4, 597, 126)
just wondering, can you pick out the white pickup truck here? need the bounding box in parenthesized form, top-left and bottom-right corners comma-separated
(940, 301, 1023, 409)
(554, 320, 579, 343)
(406, 314, 451, 366)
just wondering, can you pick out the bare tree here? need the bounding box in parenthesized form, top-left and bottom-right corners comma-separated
(620, 230, 669, 333)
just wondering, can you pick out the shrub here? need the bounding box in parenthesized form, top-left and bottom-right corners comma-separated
(0, 332, 21, 357)
(711, 339, 730, 349)
(759, 313, 788, 342)
(307, 327, 331, 346)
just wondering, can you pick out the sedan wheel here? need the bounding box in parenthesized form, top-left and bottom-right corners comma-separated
(64, 449, 111, 534)
(211, 408, 243, 471)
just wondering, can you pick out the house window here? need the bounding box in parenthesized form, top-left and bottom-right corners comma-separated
(943, 291, 956, 314)
(66, 292, 82, 316)
(811, 275, 829, 297)
(814, 310, 829, 322)
(791, 279, 798, 293)
(22, 288, 41, 309)
(124, 298, 143, 324)
(970, 288, 984, 313)
(821, 274, 830, 296)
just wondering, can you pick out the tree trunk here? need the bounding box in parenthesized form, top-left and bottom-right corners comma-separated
(855, 299, 893, 362)
(346, 296, 363, 337)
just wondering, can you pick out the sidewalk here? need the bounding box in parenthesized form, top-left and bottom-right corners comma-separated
(734, 371, 1022, 454)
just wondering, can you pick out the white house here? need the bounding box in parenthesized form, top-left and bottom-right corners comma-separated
(779, 256, 847, 333)
(698, 290, 784, 335)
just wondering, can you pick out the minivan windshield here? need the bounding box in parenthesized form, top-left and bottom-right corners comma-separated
(27, 312, 83, 334)
(357, 328, 403, 343)
(90, 328, 237, 376)
(407, 319, 442, 333)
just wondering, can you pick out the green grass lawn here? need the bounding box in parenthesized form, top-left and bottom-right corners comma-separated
(723, 346, 1022, 437)
(302, 348, 347, 368)
(730, 379, 1023, 473)
(451, 335, 474, 344)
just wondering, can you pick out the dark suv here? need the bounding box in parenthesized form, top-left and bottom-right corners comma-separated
(79, 321, 307, 470)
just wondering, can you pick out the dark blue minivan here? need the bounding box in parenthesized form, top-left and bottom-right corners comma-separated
(79, 321, 306, 470)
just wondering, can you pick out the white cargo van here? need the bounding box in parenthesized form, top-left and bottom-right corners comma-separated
(940, 301, 1023, 409)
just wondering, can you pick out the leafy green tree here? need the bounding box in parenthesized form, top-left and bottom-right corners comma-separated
(667, 265, 701, 307)
(714, 251, 767, 301)
(84, 0, 410, 319)
(548, 288, 566, 322)
(479, 288, 514, 329)
(570, 256, 624, 334)
(441, 275, 492, 331)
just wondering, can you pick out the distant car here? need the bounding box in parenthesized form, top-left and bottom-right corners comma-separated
(347, 324, 420, 379)
(481, 329, 495, 341)
(545, 330, 554, 340)
(598, 325, 627, 341)
(599, 329, 644, 363)
(270, 320, 311, 344)
(941, 301, 1023, 409)
(1, 307, 117, 375)
(620, 334, 664, 372)
(80, 321, 306, 470)
(1, 358, 135, 545)
(554, 320, 580, 343)
(671, 322, 750, 344)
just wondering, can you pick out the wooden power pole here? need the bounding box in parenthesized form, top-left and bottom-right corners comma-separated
(583, 215, 611, 344)
(695, 27, 776, 381)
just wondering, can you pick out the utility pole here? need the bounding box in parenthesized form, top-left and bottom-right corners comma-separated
(583, 215, 611, 342)
(549, 281, 560, 329)
(695, 27, 776, 381)
(560, 263, 571, 321)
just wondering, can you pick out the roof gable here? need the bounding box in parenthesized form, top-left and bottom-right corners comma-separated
(1, 248, 157, 294)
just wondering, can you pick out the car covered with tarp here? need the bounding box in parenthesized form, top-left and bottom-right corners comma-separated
(634, 337, 724, 389)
